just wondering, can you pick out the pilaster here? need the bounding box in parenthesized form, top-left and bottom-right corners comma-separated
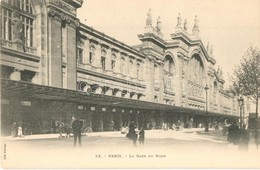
(83, 39, 90, 64)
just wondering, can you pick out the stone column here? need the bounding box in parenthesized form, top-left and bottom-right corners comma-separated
(48, 16, 62, 87)
(124, 56, 130, 76)
(83, 39, 90, 64)
(106, 48, 112, 71)
(10, 69, 21, 81)
(132, 58, 137, 78)
(175, 55, 183, 106)
(94, 43, 102, 69)
(66, 25, 76, 90)
(143, 57, 154, 102)
(115, 53, 120, 73)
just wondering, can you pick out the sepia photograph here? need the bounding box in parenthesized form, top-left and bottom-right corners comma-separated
(1, 0, 260, 169)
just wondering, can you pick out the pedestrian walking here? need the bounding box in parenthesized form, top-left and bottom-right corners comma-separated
(58, 122, 64, 138)
(228, 121, 240, 145)
(17, 126, 23, 137)
(126, 121, 139, 146)
(11, 122, 17, 137)
(238, 125, 250, 151)
(72, 117, 83, 146)
(126, 121, 135, 140)
(138, 127, 145, 145)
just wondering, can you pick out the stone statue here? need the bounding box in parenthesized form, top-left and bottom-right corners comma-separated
(146, 9, 152, 26)
(207, 42, 210, 52)
(183, 19, 187, 31)
(12, 10, 23, 41)
(220, 67, 223, 77)
(210, 45, 213, 55)
(193, 15, 199, 29)
(177, 13, 182, 27)
(156, 16, 162, 32)
(217, 66, 220, 75)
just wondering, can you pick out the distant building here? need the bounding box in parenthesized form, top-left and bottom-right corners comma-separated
(1, 0, 240, 135)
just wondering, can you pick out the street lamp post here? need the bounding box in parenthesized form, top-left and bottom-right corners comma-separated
(205, 84, 209, 132)
(238, 96, 244, 129)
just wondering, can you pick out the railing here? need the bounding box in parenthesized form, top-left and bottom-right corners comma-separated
(1, 39, 37, 54)
(1, 39, 13, 48)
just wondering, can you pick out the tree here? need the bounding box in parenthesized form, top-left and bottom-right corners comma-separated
(232, 45, 260, 118)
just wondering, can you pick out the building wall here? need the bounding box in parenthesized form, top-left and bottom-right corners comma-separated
(1, 0, 243, 135)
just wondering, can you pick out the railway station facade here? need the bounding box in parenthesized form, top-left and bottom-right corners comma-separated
(1, 0, 240, 135)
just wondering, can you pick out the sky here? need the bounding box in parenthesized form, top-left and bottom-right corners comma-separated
(77, 0, 260, 87)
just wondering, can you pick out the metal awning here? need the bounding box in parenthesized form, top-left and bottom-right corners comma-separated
(1, 79, 238, 118)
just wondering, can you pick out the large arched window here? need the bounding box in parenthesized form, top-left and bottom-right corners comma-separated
(188, 54, 205, 85)
(163, 55, 175, 90)
(1, 0, 34, 47)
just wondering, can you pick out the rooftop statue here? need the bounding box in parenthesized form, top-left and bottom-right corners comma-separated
(183, 19, 187, 31)
(193, 15, 199, 29)
(146, 9, 152, 26)
(177, 13, 182, 27)
(156, 16, 162, 32)
(220, 67, 223, 77)
(217, 66, 220, 75)
(207, 42, 210, 52)
(210, 45, 213, 55)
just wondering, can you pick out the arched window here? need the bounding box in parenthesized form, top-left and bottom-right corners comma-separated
(163, 55, 175, 90)
(111, 54, 116, 70)
(101, 50, 106, 70)
(77, 48, 83, 64)
(121, 57, 125, 74)
(188, 54, 205, 85)
(164, 55, 174, 74)
(89, 46, 95, 64)
(129, 60, 133, 75)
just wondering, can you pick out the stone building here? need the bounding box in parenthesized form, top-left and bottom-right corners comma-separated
(1, 0, 239, 135)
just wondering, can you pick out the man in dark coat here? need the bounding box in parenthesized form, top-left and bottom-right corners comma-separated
(72, 117, 83, 146)
(138, 127, 145, 145)
(228, 121, 240, 145)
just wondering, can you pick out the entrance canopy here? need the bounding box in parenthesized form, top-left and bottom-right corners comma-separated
(1, 79, 237, 118)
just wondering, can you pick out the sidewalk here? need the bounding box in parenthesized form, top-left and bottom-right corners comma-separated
(0, 128, 219, 141)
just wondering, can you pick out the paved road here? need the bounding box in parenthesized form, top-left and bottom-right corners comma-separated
(1, 129, 260, 168)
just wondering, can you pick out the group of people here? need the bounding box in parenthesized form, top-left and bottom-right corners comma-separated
(11, 117, 84, 147)
(54, 117, 84, 147)
(126, 121, 145, 145)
